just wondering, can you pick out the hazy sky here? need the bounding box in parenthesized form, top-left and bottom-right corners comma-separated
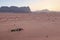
(0, 0, 60, 11)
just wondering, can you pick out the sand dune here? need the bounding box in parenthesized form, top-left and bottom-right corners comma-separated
(0, 13, 60, 40)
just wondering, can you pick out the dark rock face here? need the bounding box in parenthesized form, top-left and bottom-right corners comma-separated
(0, 6, 10, 12)
(0, 6, 31, 13)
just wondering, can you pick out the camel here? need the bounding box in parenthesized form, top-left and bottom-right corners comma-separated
(11, 28, 24, 32)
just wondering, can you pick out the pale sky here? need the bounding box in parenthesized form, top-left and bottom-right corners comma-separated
(0, 0, 60, 11)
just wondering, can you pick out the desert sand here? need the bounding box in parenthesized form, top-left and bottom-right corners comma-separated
(0, 12, 60, 40)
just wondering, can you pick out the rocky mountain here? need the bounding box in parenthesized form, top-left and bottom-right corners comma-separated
(0, 6, 31, 13)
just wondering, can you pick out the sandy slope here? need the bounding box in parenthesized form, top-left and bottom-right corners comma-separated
(0, 13, 60, 40)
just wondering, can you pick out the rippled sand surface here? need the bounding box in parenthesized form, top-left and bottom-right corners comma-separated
(0, 13, 60, 40)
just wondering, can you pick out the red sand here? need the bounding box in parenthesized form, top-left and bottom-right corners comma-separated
(0, 13, 60, 40)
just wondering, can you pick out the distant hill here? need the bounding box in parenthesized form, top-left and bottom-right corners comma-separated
(40, 9, 50, 12)
(33, 9, 59, 13)
(0, 6, 31, 13)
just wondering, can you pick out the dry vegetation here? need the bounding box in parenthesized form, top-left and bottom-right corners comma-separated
(0, 13, 60, 40)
